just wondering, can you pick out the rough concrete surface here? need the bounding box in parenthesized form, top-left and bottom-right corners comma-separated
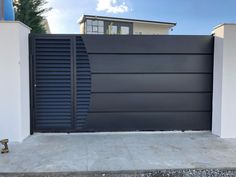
(1, 131, 236, 176)
(1, 169, 236, 177)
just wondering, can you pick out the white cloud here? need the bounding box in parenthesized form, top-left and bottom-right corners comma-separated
(96, 0, 129, 13)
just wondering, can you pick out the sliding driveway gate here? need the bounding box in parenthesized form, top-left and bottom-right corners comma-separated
(30, 34, 214, 132)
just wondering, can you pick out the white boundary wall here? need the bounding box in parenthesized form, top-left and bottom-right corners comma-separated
(212, 24, 236, 138)
(0, 22, 31, 142)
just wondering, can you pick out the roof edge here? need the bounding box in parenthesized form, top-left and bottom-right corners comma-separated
(213, 23, 236, 30)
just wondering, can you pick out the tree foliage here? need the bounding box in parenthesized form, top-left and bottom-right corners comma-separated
(14, 0, 51, 33)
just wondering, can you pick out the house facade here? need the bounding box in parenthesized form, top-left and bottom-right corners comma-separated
(78, 15, 176, 35)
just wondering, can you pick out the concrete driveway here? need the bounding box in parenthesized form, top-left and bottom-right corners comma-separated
(1, 131, 236, 173)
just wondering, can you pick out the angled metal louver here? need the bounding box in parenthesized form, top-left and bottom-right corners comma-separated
(75, 36, 91, 129)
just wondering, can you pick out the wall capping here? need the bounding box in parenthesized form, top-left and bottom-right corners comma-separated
(0, 21, 31, 30)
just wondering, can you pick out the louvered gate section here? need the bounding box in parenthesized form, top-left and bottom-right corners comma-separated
(75, 37, 91, 130)
(32, 36, 73, 131)
(31, 35, 91, 132)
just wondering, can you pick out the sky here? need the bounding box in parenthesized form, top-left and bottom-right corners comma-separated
(45, 0, 236, 35)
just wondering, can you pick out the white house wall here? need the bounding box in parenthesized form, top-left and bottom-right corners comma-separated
(133, 22, 171, 35)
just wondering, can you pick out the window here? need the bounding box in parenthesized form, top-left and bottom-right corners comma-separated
(98, 26, 104, 33)
(98, 21, 104, 26)
(87, 20, 92, 26)
(111, 25, 117, 34)
(86, 19, 104, 34)
(92, 20, 98, 26)
(108, 25, 118, 34)
(106, 23, 131, 35)
(92, 26, 98, 32)
(86, 26, 92, 32)
(121, 26, 129, 35)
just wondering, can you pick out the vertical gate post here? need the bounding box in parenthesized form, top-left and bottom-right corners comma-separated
(212, 24, 236, 138)
(0, 21, 31, 142)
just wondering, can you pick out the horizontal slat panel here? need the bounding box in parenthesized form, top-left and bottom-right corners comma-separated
(37, 80, 71, 83)
(36, 56, 71, 60)
(36, 76, 71, 80)
(36, 119, 72, 123)
(36, 64, 71, 68)
(36, 48, 70, 52)
(90, 93, 212, 112)
(36, 72, 72, 76)
(35, 112, 71, 116)
(36, 45, 70, 48)
(35, 107, 71, 111)
(36, 103, 71, 106)
(35, 124, 71, 129)
(85, 112, 211, 131)
(35, 38, 70, 42)
(82, 35, 214, 54)
(92, 74, 212, 93)
(89, 54, 213, 73)
(36, 91, 71, 95)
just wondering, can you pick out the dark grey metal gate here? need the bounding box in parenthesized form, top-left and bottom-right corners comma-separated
(30, 34, 214, 132)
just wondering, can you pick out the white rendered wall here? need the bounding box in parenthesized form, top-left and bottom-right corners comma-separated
(212, 24, 236, 138)
(0, 22, 31, 142)
(133, 22, 171, 35)
(80, 22, 85, 34)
